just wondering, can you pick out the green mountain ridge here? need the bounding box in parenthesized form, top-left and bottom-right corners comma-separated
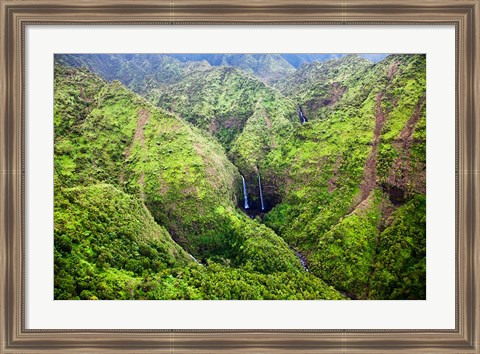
(150, 65, 297, 148)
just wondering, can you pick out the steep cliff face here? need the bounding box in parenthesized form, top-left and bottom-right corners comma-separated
(148, 64, 299, 209)
(54, 53, 426, 300)
(263, 54, 426, 299)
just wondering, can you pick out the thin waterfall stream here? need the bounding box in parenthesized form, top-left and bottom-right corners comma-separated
(290, 247, 309, 272)
(241, 175, 249, 209)
(189, 253, 202, 266)
(298, 106, 308, 124)
(258, 171, 265, 211)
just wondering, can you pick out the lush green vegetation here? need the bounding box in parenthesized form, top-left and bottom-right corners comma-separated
(262, 54, 426, 299)
(54, 183, 192, 299)
(54, 53, 426, 300)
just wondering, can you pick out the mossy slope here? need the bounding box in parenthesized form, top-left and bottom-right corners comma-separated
(54, 183, 192, 299)
(264, 54, 426, 299)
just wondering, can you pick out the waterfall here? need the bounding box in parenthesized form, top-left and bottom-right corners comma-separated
(258, 171, 265, 211)
(298, 106, 307, 124)
(241, 175, 249, 209)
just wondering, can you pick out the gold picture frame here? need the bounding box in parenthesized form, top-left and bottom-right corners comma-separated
(1, 0, 479, 352)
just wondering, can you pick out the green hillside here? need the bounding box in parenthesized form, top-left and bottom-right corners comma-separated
(54, 64, 341, 300)
(263, 54, 426, 299)
(151, 65, 297, 149)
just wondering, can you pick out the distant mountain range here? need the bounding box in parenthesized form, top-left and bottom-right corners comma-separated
(168, 53, 387, 67)
(55, 53, 388, 87)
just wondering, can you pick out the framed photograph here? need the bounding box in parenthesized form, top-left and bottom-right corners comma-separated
(1, 0, 479, 352)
